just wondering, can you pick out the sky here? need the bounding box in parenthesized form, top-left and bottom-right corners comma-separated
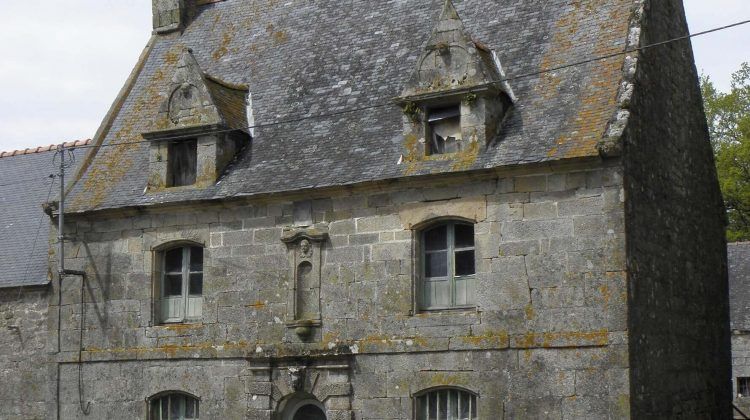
(0, 0, 747, 153)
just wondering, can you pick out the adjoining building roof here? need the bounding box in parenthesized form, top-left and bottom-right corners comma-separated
(0, 140, 89, 288)
(729, 242, 750, 331)
(67, 0, 636, 213)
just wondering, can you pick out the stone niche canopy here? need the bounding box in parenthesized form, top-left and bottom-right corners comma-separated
(396, 0, 514, 156)
(281, 226, 329, 340)
(142, 48, 250, 190)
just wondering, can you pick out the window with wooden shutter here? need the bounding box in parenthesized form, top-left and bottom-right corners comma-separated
(167, 139, 197, 187)
(159, 245, 203, 324)
(421, 222, 476, 310)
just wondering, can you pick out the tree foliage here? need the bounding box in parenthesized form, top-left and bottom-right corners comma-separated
(702, 63, 750, 241)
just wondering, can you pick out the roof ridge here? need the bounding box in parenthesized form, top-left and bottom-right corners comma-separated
(0, 139, 92, 159)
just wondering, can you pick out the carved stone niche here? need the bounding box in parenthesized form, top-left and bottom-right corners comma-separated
(281, 226, 328, 339)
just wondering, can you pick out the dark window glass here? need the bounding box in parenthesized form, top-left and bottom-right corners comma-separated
(424, 225, 448, 251)
(416, 389, 477, 420)
(189, 273, 203, 296)
(190, 247, 203, 272)
(185, 397, 195, 418)
(455, 250, 475, 276)
(426, 252, 448, 278)
(165, 248, 183, 273)
(165, 275, 183, 296)
(293, 405, 326, 420)
(454, 224, 474, 248)
(169, 139, 197, 187)
(740, 377, 750, 397)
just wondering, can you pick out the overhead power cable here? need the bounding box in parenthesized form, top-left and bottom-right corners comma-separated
(58, 17, 750, 151)
(1, 17, 748, 191)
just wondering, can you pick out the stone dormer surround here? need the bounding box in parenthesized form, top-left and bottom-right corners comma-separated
(396, 0, 514, 156)
(142, 48, 250, 191)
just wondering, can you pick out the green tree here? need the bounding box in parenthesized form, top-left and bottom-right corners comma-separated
(702, 63, 750, 241)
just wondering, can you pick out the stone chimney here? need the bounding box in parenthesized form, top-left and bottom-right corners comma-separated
(152, 0, 185, 33)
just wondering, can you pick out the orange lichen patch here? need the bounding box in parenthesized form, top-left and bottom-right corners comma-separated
(511, 329, 609, 349)
(70, 54, 171, 210)
(265, 23, 288, 45)
(524, 304, 536, 320)
(160, 323, 203, 332)
(246, 300, 266, 309)
(536, 0, 632, 159)
(459, 330, 509, 348)
(212, 30, 233, 61)
(428, 372, 469, 387)
(164, 50, 180, 65)
(598, 284, 612, 308)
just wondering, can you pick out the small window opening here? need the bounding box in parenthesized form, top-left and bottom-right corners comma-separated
(161, 246, 203, 323)
(150, 393, 199, 420)
(415, 388, 477, 420)
(421, 222, 476, 310)
(739, 377, 750, 397)
(428, 105, 461, 155)
(168, 139, 197, 187)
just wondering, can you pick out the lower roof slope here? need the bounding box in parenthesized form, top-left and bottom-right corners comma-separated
(729, 242, 750, 331)
(67, 0, 636, 213)
(0, 142, 87, 288)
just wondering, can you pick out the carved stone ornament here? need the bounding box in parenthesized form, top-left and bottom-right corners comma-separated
(300, 239, 313, 259)
(281, 226, 328, 338)
(288, 367, 307, 392)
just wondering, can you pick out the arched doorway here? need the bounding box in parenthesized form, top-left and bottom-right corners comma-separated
(279, 394, 327, 420)
(292, 403, 326, 420)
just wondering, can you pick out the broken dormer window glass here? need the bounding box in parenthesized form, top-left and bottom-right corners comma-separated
(168, 139, 197, 187)
(428, 105, 461, 155)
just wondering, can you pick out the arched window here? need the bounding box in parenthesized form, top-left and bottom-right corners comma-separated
(420, 221, 476, 310)
(415, 388, 477, 420)
(149, 392, 199, 420)
(157, 244, 204, 323)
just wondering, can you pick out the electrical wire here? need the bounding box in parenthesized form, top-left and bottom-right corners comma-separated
(59, 18, 750, 151)
(0, 18, 748, 186)
(17, 174, 57, 299)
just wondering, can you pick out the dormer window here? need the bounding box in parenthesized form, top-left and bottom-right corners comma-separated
(168, 139, 197, 187)
(143, 48, 250, 191)
(396, 0, 514, 162)
(428, 105, 462, 155)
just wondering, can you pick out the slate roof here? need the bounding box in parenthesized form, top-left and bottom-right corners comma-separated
(729, 242, 750, 331)
(67, 0, 636, 213)
(0, 141, 88, 288)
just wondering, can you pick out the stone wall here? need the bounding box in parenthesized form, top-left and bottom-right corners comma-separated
(732, 334, 750, 418)
(52, 162, 628, 419)
(0, 287, 49, 420)
(623, 0, 731, 417)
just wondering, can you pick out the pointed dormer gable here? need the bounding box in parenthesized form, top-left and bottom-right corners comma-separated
(151, 48, 247, 133)
(402, 0, 508, 99)
(397, 0, 513, 158)
(143, 48, 250, 191)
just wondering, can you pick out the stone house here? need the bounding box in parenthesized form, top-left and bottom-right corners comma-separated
(0, 0, 732, 419)
(0, 140, 89, 419)
(729, 242, 750, 419)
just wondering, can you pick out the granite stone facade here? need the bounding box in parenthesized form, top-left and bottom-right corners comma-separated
(0, 0, 732, 418)
(49, 164, 628, 419)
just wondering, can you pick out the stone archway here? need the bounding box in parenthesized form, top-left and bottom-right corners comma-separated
(290, 402, 326, 420)
(279, 393, 327, 420)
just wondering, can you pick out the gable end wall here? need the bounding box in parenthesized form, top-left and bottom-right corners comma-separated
(624, 0, 731, 417)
